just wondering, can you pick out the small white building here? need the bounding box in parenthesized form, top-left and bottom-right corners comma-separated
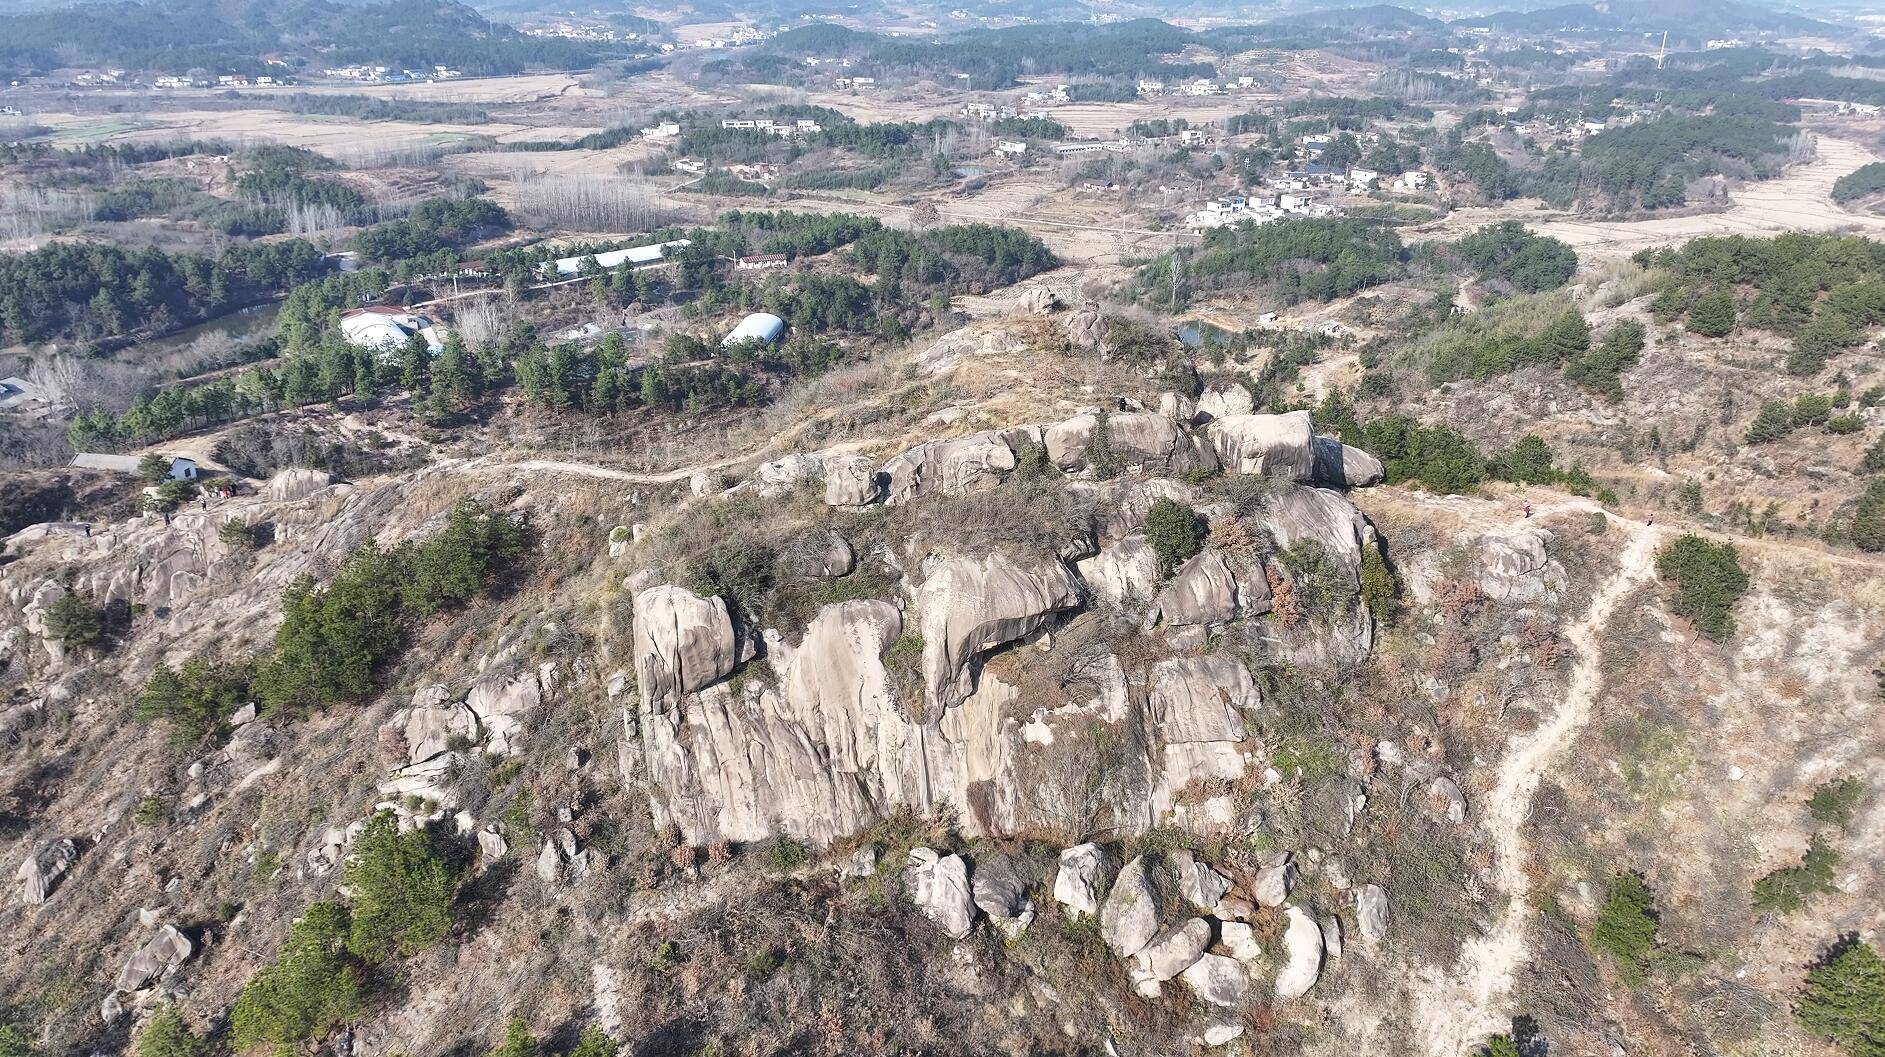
(339, 307, 449, 356)
(1393, 170, 1430, 192)
(640, 121, 681, 140)
(993, 139, 1028, 157)
(1347, 167, 1380, 191)
(722, 312, 786, 347)
(72, 453, 198, 480)
(541, 239, 693, 278)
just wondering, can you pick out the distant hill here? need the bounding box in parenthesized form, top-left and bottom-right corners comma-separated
(0, 0, 625, 76)
(1264, 4, 1447, 33)
(1449, 0, 1838, 40)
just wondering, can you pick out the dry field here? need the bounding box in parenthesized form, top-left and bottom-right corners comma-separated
(1411, 136, 1885, 258)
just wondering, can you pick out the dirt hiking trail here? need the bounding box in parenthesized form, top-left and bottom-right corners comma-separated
(1409, 522, 1662, 1055)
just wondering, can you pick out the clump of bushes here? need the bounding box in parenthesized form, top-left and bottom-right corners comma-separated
(251, 498, 526, 714)
(44, 591, 105, 650)
(231, 902, 367, 1049)
(1752, 835, 1839, 914)
(1590, 871, 1659, 986)
(1809, 777, 1865, 826)
(344, 811, 467, 961)
(1143, 499, 1205, 574)
(135, 658, 251, 742)
(1655, 534, 1749, 639)
(1798, 938, 1885, 1057)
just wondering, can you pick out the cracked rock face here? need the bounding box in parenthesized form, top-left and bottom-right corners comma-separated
(918, 552, 1082, 720)
(1207, 411, 1317, 479)
(882, 432, 1017, 505)
(114, 924, 193, 992)
(1149, 549, 1241, 628)
(1312, 436, 1386, 488)
(632, 585, 739, 713)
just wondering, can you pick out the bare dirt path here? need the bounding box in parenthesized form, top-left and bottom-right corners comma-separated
(1410, 518, 1662, 1056)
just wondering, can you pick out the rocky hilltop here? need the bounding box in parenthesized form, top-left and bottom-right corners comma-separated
(0, 305, 1879, 1057)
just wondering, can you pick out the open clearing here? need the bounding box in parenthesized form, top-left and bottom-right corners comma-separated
(1416, 136, 1885, 258)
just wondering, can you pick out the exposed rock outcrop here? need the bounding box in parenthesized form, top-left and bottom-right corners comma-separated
(823, 456, 883, 508)
(919, 552, 1082, 718)
(1075, 537, 1159, 609)
(17, 838, 78, 904)
(1054, 843, 1111, 918)
(114, 924, 193, 992)
(1100, 856, 1164, 959)
(1207, 411, 1317, 479)
(1274, 906, 1324, 999)
(882, 432, 1017, 504)
(632, 586, 738, 712)
(1311, 436, 1386, 488)
(1042, 412, 1215, 476)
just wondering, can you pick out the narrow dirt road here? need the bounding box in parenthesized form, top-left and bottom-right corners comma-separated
(1410, 521, 1662, 1056)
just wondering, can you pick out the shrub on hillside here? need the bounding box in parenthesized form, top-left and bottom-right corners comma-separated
(1655, 534, 1749, 639)
(136, 1006, 204, 1057)
(1144, 499, 1206, 574)
(1687, 289, 1737, 337)
(135, 659, 251, 743)
(1591, 872, 1659, 986)
(1851, 480, 1885, 552)
(344, 811, 466, 961)
(1798, 939, 1885, 1057)
(1752, 835, 1840, 913)
(1809, 777, 1865, 826)
(45, 591, 105, 650)
(231, 902, 367, 1050)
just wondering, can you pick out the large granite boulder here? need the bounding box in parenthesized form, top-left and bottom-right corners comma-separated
(1274, 906, 1324, 999)
(823, 456, 883, 508)
(1133, 918, 1212, 984)
(1043, 412, 1214, 476)
(1101, 856, 1164, 959)
(264, 467, 333, 503)
(755, 454, 826, 497)
(402, 685, 479, 764)
(465, 668, 543, 757)
(115, 924, 194, 992)
(908, 848, 976, 939)
(1476, 529, 1566, 603)
(1183, 953, 1248, 1007)
(1055, 843, 1111, 918)
(1196, 383, 1254, 422)
(881, 432, 1016, 504)
(1311, 437, 1385, 488)
(632, 586, 739, 712)
(1207, 411, 1317, 479)
(919, 552, 1082, 718)
(1147, 549, 1241, 628)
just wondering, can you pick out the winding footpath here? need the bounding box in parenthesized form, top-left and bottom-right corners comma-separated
(1411, 521, 1662, 1056)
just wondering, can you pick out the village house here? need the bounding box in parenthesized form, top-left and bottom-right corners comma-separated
(736, 253, 790, 272)
(71, 453, 198, 481)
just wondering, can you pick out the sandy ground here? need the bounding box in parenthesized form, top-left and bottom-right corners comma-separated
(1418, 137, 1885, 259)
(26, 108, 608, 155)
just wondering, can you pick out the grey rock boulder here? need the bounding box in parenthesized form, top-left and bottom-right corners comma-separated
(1101, 856, 1164, 959)
(1183, 953, 1248, 1007)
(1150, 656, 1254, 745)
(1054, 843, 1111, 919)
(1274, 906, 1324, 1000)
(1358, 883, 1390, 945)
(1148, 549, 1240, 628)
(1207, 411, 1316, 479)
(1311, 436, 1385, 488)
(17, 838, 78, 905)
(1170, 849, 1232, 910)
(1196, 383, 1254, 422)
(908, 848, 976, 940)
(632, 585, 739, 713)
(882, 432, 1016, 504)
(115, 924, 193, 992)
(823, 455, 884, 508)
(1132, 917, 1211, 983)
